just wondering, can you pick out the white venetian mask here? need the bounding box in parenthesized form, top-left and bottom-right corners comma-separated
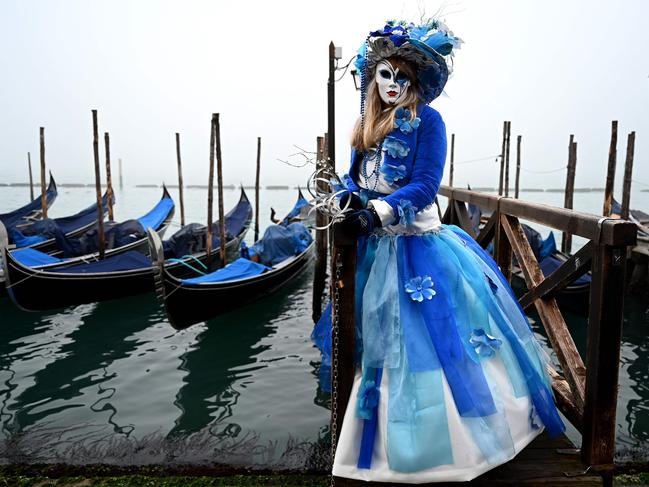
(374, 60, 411, 105)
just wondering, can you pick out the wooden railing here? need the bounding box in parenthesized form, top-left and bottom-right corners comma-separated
(331, 185, 637, 484)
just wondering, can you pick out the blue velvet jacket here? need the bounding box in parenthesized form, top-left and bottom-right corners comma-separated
(345, 103, 447, 217)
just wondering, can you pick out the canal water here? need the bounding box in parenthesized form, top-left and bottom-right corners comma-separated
(0, 185, 647, 468)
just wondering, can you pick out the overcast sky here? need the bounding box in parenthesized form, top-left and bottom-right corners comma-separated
(0, 0, 647, 191)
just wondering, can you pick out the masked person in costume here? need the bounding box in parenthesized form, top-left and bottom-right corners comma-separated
(326, 20, 565, 483)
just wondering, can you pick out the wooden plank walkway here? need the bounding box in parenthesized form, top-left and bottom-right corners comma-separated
(334, 433, 602, 486)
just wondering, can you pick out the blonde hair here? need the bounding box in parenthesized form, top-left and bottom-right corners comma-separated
(351, 57, 420, 152)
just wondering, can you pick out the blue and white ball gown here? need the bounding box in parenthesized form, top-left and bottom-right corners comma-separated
(324, 106, 565, 483)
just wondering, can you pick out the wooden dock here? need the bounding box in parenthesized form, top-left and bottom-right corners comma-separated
(329, 185, 637, 487)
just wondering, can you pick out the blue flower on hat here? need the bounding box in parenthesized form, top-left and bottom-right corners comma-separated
(369, 24, 409, 46)
(469, 329, 502, 358)
(380, 162, 406, 185)
(394, 107, 421, 134)
(382, 136, 410, 159)
(397, 199, 417, 225)
(405, 276, 436, 302)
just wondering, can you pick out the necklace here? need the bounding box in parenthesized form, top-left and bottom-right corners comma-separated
(360, 141, 383, 192)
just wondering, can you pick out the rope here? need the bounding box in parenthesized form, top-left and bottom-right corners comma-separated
(453, 154, 501, 165)
(521, 165, 567, 174)
(166, 258, 206, 276)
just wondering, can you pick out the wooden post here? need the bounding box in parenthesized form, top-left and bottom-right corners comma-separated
(504, 121, 511, 197)
(118, 158, 124, 190)
(91, 110, 106, 259)
(214, 113, 227, 269)
(331, 225, 357, 484)
(582, 242, 628, 483)
(498, 121, 506, 195)
(562, 135, 577, 254)
(254, 136, 261, 242)
(206, 115, 216, 268)
(514, 135, 521, 199)
(39, 127, 48, 218)
(328, 42, 336, 172)
(449, 133, 455, 187)
(313, 136, 328, 323)
(175, 132, 185, 227)
(104, 132, 114, 221)
(620, 131, 636, 221)
(602, 121, 618, 216)
(27, 152, 34, 200)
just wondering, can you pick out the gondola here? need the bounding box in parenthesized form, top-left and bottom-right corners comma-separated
(1, 189, 251, 312)
(149, 191, 314, 329)
(0, 173, 57, 229)
(1, 186, 174, 298)
(9, 191, 113, 253)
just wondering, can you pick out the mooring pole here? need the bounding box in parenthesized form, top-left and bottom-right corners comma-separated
(254, 136, 261, 242)
(514, 135, 521, 199)
(504, 121, 511, 197)
(104, 132, 114, 221)
(562, 135, 577, 254)
(39, 128, 48, 218)
(602, 121, 618, 217)
(327, 42, 336, 172)
(175, 132, 185, 227)
(91, 110, 106, 259)
(313, 136, 328, 323)
(620, 131, 636, 221)
(118, 158, 124, 191)
(449, 133, 455, 187)
(498, 121, 506, 195)
(214, 113, 227, 269)
(27, 152, 34, 201)
(206, 115, 216, 269)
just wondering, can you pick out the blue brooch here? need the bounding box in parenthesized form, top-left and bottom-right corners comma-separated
(397, 199, 417, 225)
(383, 136, 410, 159)
(469, 329, 502, 358)
(394, 107, 421, 134)
(380, 163, 407, 185)
(404, 276, 436, 302)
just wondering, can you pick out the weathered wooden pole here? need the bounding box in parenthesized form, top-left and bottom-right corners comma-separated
(602, 121, 618, 216)
(313, 136, 328, 323)
(214, 113, 227, 269)
(104, 132, 114, 221)
(39, 128, 48, 218)
(206, 115, 216, 268)
(562, 135, 577, 254)
(498, 121, 507, 195)
(449, 133, 455, 187)
(118, 158, 124, 190)
(514, 135, 521, 199)
(27, 152, 34, 200)
(327, 42, 336, 172)
(620, 131, 636, 221)
(504, 121, 511, 197)
(91, 110, 106, 259)
(254, 136, 261, 242)
(175, 133, 186, 227)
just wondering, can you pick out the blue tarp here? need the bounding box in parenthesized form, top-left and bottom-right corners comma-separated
(49, 250, 152, 274)
(10, 231, 47, 247)
(138, 197, 175, 230)
(250, 222, 312, 266)
(183, 257, 269, 284)
(540, 254, 591, 285)
(12, 248, 64, 267)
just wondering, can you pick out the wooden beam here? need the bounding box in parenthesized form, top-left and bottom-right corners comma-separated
(254, 136, 261, 242)
(27, 152, 34, 201)
(602, 121, 617, 217)
(39, 127, 47, 219)
(514, 135, 521, 199)
(499, 121, 506, 195)
(562, 136, 577, 253)
(500, 214, 586, 412)
(494, 212, 512, 282)
(175, 133, 185, 227)
(504, 121, 511, 197)
(582, 243, 627, 471)
(453, 199, 476, 238)
(549, 367, 584, 432)
(519, 241, 593, 311)
(449, 133, 455, 187)
(476, 212, 497, 249)
(91, 111, 106, 259)
(206, 115, 216, 268)
(620, 131, 635, 221)
(214, 113, 227, 269)
(104, 132, 114, 221)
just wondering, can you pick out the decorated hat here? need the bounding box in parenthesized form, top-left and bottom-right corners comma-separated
(356, 19, 462, 112)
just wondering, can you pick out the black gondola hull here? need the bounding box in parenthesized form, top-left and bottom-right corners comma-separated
(158, 244, 314, 329)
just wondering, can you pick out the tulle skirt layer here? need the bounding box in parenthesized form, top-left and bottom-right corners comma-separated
(329, 224, 565, 483)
